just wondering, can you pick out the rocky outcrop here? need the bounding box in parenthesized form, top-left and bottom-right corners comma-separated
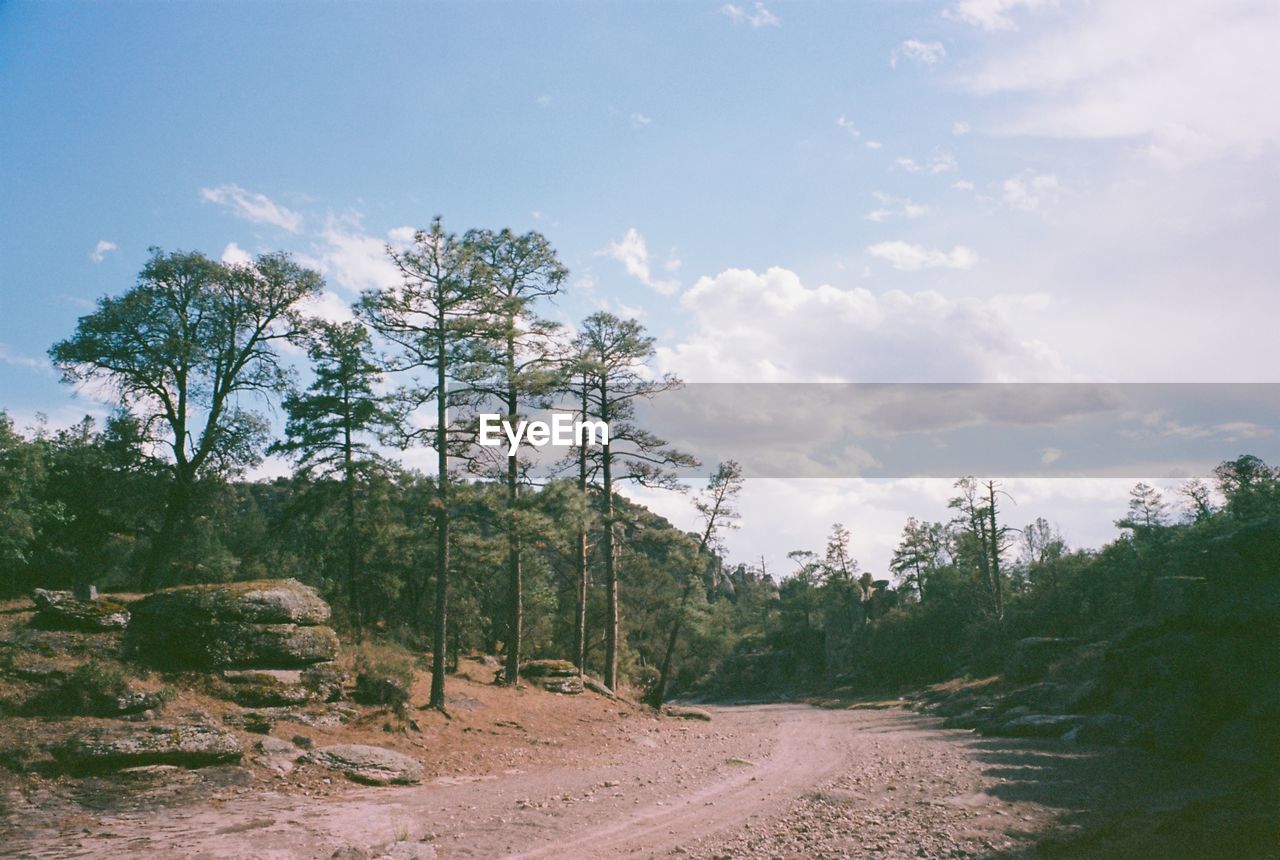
(540, 676, 584, 695)
(131, 578, 330, 625)
(663, 705, 713, 721)
(53, 722, 242, 772)
(31, 589, 130, 631)
(128, 580, 338, 670)
(308, 744, 423, 786)
(218, 669, 315, 707)
(520, 659, 577, 678)
(520, 659, 584, 693)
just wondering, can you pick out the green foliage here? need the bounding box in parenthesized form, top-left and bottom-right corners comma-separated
(351, 643, 416, 711)
(25, 659, 131, 717)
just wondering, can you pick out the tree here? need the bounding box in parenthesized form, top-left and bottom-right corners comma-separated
(49, 248, 321, 588)
(270, 320, 394, 629)
(649, 460, 744, 707)
(1179, 478, 1216, 523)
(823, 522, 858, 584)
(0, 412, 53, 592)
(462, 228, 567, 685)
(573, 312, 696, 690)
(949, 477, 1013, 620)
(357, 218, 489, 710)
(889, 517, 952, 604)
(1117, 482, 1169, 532)
(1213, 455, 1280, 521)
(561, 350, 596, 674)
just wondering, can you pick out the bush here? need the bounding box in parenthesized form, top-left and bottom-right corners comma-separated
(351, 645, 415, 711)
(25, 660, 131, 716)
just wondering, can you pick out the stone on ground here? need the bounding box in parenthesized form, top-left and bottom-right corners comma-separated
(54, 723, 242, 771)
(540, 676, 584, 695)
(309, 744, 424, 786)
(520, 659, 578, 678)
(663, 705, 713, 721)
(30, 588, 130, 631)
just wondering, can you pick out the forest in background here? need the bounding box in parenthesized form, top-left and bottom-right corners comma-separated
(2, 221, 1278, 711)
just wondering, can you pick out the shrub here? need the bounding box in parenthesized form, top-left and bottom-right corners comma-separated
(351, 645, 415, 711)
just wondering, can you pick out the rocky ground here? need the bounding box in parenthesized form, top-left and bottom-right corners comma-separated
(5, 702, 1275, 858)
(1, 584, 1276, 859)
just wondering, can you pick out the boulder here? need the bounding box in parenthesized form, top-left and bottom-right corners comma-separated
(540, 676, 583, 695)
(130, 579, 330, 626)
(1063, 713, 1140, 746)
(520, 659, 578, 678)
(30, 589, 129, 631)
(985, 713, 1083, 738)
(254, 736, 299, 757)
(217, 669, 315, 707)
(132, 619, 339, 670)
(302, 662, 347, 702)
(663, 705, 713, 721)
(129, 579, 338, 669)
(308, 744, 423, 786)
(54, 723, 241, 772)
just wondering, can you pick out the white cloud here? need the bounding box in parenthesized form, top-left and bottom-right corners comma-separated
(864, 192, 930, 223)
(868, 241, 978, 271)
(960, 1, 1280, 164)
(0, 343, 52, 376)
(892, 39, 947, 68)
(836, 115, 861, 138)
(200, 184, 303, 233)
(220, 242, 253, 266)
(303, 220, 407, 295)
(944, 0, 1052, 32)
(630, 112, 652, 128)
(386, 225, 417, 246)
(297, 290, 356, 324)
(1040, 447, 1064, 465)
(1002, 172, 1062, 211)
(603, 228, 680, 295)
(89, 240, 117, 263)
(535, 94, 553, 107)
(952, 120, 972, 136)
(656, 266, 1065, 383)
(721, 2, 779, 28)
(865, 140, 883, 150)
(952, 179, 976, 191)
(895, 152, 958, 174)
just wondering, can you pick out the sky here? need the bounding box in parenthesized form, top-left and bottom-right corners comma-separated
(3, 0, 1279, 576)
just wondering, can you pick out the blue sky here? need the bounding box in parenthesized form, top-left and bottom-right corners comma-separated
(3, 1, 1279, 573)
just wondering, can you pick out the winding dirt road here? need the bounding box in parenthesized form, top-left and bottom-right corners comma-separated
(3, 704, 1229, 858)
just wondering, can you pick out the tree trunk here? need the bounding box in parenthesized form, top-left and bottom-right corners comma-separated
(344, 414, 361, 635)
(142, 469, 191, 591)
(503, 419, 522, 686)
(573, 382, 590, 675)
(428, 338, 450, 711)
(602, 439, 618, 691)
(986, 482, 1005, 621)
(649, 573, 695, 707)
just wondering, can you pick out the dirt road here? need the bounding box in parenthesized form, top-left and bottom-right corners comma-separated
(1, 704, 1250, 858)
